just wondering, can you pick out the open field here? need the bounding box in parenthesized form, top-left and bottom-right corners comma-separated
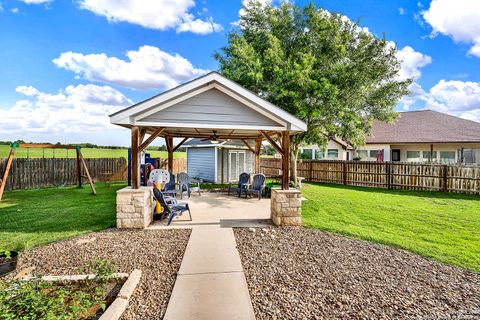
(0, 145, 186, 159)
(302, 182, 480, 272)
(0, 183, 125, 250)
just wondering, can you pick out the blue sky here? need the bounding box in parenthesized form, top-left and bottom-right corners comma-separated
(1, 0, 479, 146)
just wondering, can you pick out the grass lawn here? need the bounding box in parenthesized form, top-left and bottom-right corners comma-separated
(302, 182, 480, 273)
(0, 183, 125, 251)
(0, 144, 186, 159)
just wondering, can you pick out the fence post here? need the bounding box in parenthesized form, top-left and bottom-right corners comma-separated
(342, 161, 347, 185)
(443, 164, 448, 192)
(386, 162, 391, 189)
(309, 160, 313, 181)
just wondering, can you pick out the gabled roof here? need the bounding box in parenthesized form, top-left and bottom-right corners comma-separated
(366, 110, 480, 144)
(110, 72, 307, 140)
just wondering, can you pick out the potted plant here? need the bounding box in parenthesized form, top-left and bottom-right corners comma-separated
(0, 249, 18, 277)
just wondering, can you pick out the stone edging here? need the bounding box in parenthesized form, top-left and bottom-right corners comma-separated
(99, 269, 142, 320)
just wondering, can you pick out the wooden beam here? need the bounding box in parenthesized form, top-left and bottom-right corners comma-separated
(172, 137, 188, 152)
(281, 132, 290, 190)
(131, 126, 140, 189)
(78, 151, 96, 195)
(0, 148, 15, 201)
(241, 139, 255, 154)
(18, 143, 77, 149)
(139, 128, 147, 145)
(255, 139, 262, 173)
(166, 136, 174, 172)
(260, 131, 283, 155)
(139, 127, 165, 151)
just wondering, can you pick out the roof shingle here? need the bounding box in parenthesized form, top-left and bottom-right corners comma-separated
(366, 110, 480, 144)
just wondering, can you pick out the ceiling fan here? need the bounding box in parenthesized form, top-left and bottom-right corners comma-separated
(201, 130, 220, 143)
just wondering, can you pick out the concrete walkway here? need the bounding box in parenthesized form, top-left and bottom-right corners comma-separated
(164, 226, 255, 320)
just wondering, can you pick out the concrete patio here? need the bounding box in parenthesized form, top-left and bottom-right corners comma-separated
(148, 191, 272, 229)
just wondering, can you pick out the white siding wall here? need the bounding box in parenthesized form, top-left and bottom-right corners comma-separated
(142, 88, 281, 128)
(300, 140, 349, 160)
(186, 147, 216, 182)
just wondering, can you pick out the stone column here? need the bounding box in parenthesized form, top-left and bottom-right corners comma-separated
(116, 186, 153, 229)
(270, 188, 302, 226)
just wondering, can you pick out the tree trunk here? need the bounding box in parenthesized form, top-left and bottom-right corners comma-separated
(290, 143, 299, 185)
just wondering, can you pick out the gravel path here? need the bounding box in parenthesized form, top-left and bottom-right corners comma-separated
(15, 229, 191, 320)
(234, 227, 480, 320)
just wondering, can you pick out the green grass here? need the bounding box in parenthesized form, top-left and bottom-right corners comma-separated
(0, 145, 186, 159)
(0, 183, 125, 251)
(301, 182, 480, 273)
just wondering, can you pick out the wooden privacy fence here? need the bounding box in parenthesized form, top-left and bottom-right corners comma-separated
(153, 158, 186, 174)
(260, 159, 480, 194)
(0, 157, 127, 191)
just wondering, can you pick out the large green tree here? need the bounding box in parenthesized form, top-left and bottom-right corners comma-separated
(215, 1, 411, 182)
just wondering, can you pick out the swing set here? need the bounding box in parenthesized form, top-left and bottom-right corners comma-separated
(0, 143, 96, 201)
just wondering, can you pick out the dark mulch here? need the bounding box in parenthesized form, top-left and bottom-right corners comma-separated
(234, 227, 480, 320)
(14, 229, 191, 320)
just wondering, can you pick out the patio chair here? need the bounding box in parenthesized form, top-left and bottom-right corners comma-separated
(228, 172, 250, 197)
(177, 172, 201, 199)
(244, 173, 266, 200)
(153, 184, 192, 225)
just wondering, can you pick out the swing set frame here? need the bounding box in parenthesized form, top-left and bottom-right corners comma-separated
(0, 143, 96, 201)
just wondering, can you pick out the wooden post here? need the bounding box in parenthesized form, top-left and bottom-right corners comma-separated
(443, 164, 448, 192)
(76, 148, 82, 188)
(430, 144, 433, 163)
(342, 161, 347, 185)
(0, 148, 15, 201)
(386, 162, 391, 189)
(281, 132, 290, 190)
(255, 139, 262, 173)
(78, 151, 96, 195)
(166, 136, 173, 173)
(131, 126, 140, 189)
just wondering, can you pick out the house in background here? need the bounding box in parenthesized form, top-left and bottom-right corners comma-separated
(358, 110, 480, 164)
(184, 139, 254, 183)
(299, 138, 353, 160)
(298, 110, 480, 164)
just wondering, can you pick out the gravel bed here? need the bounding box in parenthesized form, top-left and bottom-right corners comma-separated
(234, 227, 480, 320)
(14, 229, 191, 320)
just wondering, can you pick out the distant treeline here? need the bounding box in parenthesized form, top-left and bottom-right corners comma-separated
(0, 140, 184, 152)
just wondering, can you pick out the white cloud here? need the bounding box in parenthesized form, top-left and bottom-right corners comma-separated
(18, 0, 51, 3)
(177, 15, 223, 34)
(11, 7, 19, 13)
(395, 46, 432, 81)
(398, 7, 405, 15)
(402, 80, 480, 122)
(78, 0, 221, 35)
(423, 0, 480, 57)
(0, 84, 132, 139)
(425, 80, 480, 114)
(53, 45, 208, 90)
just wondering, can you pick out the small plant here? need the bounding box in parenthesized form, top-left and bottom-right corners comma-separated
(0, 258, 118, 319)
(80, 258, 116, 284)
(0, 250, 12, 261)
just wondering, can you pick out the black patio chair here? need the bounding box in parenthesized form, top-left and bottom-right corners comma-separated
(153, 184, 192, 225)
(245, 173, 266, 200)
(228, 172, 250, 197)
